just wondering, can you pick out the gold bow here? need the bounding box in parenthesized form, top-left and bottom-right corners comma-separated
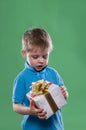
(31, 80, 49, 96)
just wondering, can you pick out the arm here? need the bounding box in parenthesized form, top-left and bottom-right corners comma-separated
(13, 100, 47, 119)
(13, 103, 31, 115)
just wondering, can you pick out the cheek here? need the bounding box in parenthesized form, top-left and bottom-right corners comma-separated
(44, 59, 48, 65)
(28, 58, 37, 66)
(46, 60, 49, 64)
(46, 58, 49, 63)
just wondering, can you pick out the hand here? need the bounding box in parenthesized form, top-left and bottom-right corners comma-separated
(60, 86, 69, 100)
(29, 100, 47, 119)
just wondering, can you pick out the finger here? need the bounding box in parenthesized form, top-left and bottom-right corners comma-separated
(35, 109, 44, 116)
(32, 108, 43, 116)
(38, 114, 47, 120)
(37, 110, 46, 116)
(60, 86, 66, 91)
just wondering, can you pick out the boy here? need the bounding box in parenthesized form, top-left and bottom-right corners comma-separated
(12, 28, 69, 130)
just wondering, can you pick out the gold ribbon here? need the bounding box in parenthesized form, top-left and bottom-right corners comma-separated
(44, 91, 58, 113)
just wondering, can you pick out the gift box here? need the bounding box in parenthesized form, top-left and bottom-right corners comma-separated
(26, 80, 67, 119)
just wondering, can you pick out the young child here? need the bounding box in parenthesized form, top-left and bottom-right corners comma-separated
(12, 28, 69, 130)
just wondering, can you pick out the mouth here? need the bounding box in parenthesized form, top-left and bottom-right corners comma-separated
(36, 65, 44, 70)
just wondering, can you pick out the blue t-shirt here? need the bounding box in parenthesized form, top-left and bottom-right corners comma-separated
(12, 62, 64, 130)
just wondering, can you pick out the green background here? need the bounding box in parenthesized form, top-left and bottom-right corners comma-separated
(0, 0, 86, 130)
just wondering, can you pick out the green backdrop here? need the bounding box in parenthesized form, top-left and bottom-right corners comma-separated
(0, 0, 86, 130)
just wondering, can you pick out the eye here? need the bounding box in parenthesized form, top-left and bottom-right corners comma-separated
(31, 55, 39, 59)
(43, 55, 48, 59)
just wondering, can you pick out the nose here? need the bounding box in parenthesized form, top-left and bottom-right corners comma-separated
(38, 57, 44, 63)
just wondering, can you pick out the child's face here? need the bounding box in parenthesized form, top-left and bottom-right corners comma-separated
(25, 47, 50, 71)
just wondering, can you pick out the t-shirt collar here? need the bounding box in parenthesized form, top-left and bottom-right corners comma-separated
(25, 61, 47, 73)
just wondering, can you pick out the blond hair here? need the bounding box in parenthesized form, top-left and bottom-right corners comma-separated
(22, 28, 53, 52)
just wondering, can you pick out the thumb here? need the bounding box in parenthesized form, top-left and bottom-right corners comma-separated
(30, 99, 39, 109)
(30, 99, 35, 105)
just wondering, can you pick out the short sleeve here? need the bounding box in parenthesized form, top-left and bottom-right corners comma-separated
(12, 75, 25, 104)
(53, 69, 64, 86)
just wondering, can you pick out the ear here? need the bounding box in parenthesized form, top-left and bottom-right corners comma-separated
(21, 50, 26, 58)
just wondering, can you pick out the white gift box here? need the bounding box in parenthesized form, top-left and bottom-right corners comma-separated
(26, 83, 67, 119)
